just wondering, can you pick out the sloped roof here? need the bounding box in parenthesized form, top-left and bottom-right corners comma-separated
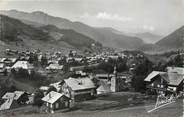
(64, 77, 96, 91)
(2, 91, 25, 100)
(13, 91, 25, 100)
(46, 64, 63, 70)
(144, 71, 166, 82)
(167, 67, 184, 75)
(168, 72, 184, 86)
(2, 93, 15, 99)
(0, 98, 14, 111)
(12, 61, 34, 69)
(97, 80, 111, 93)
(145, 70, 184, 86)
(42, 91, 67, 104)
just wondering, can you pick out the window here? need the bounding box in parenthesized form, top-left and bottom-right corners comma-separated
(55, 103, 59, 109)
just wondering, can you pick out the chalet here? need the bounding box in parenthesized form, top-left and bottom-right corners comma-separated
(0, 91, 28, 111)
(144, 71, 168, 94)
(167, 67, 184, 74)
(11, 61, 34, 73)
(42, 91, 70, 113)
(167, 72, 184, 93)
(145, 70, 184, 95)
(46, 63, 63, 72)
(61, 77, 96, 102)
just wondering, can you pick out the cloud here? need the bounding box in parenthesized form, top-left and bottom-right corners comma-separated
(96, 12, 133, 22)
(143, 24, 155, 31)
(80, 12, 133, 22)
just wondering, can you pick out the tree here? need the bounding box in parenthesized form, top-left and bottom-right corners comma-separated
(131, 76, 146, 92)
(41, 55, 48, 66)
(33, 90, 44, 107)
(133, 59, 153, 76)
(132, 59, 153, 93)
(46, 86, 57, 94)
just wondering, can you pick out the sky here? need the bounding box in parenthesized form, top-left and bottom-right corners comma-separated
(0, 0, 184, 36)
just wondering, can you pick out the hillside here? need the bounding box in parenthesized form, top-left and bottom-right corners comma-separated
(0, 10, 145, 49)
(0, 15, 51, 42)
(156, 26, 184, 49)
(95, 27, 144, 49)
(40, 25, 102, 50)
(0, 15, 101, 53)
(133, 32, 162, 44)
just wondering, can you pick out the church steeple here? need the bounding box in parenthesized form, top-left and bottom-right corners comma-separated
(111, 65, 118, 92)
(113, 66, 117, 76)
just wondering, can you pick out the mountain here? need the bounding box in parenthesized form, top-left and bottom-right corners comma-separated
(156, 26, 184, 50)
(0, 10, 144, 49)
(0, 14, 51, 42)
(40, 25, 102, 49)
(95, 27, 144, 49)
(0, 15, 101, 53)
(132, 32, 163, 44)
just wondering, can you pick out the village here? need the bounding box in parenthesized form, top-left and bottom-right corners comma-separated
(0, 48, 183, 116)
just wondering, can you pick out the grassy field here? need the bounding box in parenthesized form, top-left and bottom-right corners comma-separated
(1, 92, 183, 117)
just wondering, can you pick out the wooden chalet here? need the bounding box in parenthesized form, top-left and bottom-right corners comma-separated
(42, 91, 70, 113)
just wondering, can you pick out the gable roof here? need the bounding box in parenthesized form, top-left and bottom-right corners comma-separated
(167, 67, 184, 75)
(168, 72, 184, 86)
(64, 77, 96, 91)
(42, 91, 67, 104)
(144, 71, 167, 82)
(12, 61, 34, 69)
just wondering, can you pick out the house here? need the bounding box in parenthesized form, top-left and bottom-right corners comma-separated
(46, 63, 63, 72)
(144, 70, 184, 95)
(144, 71, 168, 94)
(0, 91, 28, 111)
(42, 91, 70, 113)
(61, 77, 96, 102)
(167, 72, 184, 93)
(11, 61, 34, 73)
(167, 67, 184, 74)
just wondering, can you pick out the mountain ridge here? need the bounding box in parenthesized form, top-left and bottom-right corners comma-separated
(0, 10, 145, 49)
(0, 15, 101, 53)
